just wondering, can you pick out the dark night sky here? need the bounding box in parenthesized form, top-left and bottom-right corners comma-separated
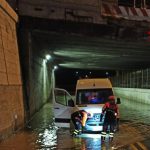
(54, 67, 116, 92)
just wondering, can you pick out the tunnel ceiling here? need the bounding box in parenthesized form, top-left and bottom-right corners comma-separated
(32, 27, 150, 71)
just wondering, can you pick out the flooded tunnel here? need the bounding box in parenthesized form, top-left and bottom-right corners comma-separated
(1, 0, 150, 150)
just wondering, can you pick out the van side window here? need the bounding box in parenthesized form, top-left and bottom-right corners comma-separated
(54, 90, 69, 106)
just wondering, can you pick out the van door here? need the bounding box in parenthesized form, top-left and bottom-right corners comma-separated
(53, 88, 74, 128)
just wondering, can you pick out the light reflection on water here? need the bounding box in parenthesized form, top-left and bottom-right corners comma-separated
(29, 104, 59, 149)
(33, 101, 150, 149)
(1, 101, 150, 150)
(37, 125, 58, 149)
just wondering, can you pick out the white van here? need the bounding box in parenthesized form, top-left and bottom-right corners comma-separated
(53, 78, 120, 131)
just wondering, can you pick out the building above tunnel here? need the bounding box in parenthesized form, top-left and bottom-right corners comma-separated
(6, 0, 150, 26)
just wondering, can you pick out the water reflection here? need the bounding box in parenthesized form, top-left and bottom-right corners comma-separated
(1, 102, 150, 150)
(37, 124, 58, 149)
(78, 135, 101, 150)
(29, 104, 59, 149)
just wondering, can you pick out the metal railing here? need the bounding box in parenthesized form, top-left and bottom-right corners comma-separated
(111, 68, 150, 89)
(118, 0, 150, 8)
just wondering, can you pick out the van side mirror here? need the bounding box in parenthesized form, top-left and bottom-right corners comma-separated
(116, 98, 121, 104)
(68, 99, 75, 107)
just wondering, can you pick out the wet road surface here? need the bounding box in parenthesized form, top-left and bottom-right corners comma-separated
(0, 99, 150, 150)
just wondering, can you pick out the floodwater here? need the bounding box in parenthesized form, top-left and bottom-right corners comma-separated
(0, 99, 150, 150)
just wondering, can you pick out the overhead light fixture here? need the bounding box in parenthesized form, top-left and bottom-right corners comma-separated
(45, 54, 52, 60)
(54, 65, 58, 70)
(106, 72, 109, 75)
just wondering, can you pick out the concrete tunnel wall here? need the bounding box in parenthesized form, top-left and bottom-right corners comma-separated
(113, 88, 150, 105)
(28, 35, 53, 116)
(18, 28, 53, 117)
(0, 0, 24, 140)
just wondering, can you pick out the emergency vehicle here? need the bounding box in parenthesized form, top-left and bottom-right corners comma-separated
(53, 78, 120, 131)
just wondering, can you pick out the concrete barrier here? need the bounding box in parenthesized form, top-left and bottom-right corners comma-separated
(113, 87, 150, 104)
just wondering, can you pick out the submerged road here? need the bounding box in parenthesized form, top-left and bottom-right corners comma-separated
(0, 98, 150, 150)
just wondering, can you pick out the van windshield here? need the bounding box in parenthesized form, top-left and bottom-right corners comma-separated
(76, 88, 113, 105)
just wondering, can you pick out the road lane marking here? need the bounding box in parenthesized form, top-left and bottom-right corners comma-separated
(137, 142, 148, 150)
(130, 144, 138, 150)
